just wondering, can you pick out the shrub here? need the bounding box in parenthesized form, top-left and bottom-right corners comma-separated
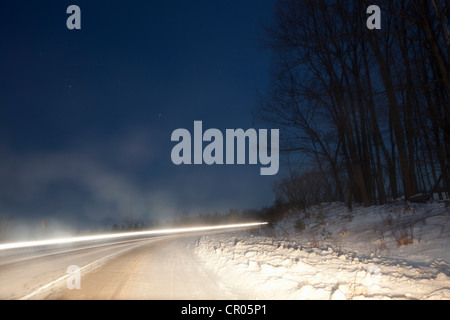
(392, 226, 414, 247)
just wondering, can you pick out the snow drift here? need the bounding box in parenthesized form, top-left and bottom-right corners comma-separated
(195, 200, 450, 299)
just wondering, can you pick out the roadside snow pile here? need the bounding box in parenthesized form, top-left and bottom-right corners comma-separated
(195, 200, 450, 299)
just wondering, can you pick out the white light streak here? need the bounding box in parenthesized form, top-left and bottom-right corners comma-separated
(0, 222, 268, 251)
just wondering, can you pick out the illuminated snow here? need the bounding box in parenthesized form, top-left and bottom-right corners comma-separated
(195, 201, 450, 300)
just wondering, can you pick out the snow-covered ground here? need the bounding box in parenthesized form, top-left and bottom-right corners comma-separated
(195, 200, 450, 300)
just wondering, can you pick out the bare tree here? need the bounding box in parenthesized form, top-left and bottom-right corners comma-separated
(259, 0, 449, 209)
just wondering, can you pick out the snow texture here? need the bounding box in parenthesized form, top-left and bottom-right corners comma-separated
(195, 200, 450, 300)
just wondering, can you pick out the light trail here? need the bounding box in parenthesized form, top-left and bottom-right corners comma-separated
(0, 221, 268, 251)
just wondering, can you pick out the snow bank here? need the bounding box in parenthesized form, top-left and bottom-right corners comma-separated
(195, 200, 450, 299)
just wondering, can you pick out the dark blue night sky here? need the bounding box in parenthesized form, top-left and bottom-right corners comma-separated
(0, 1, 279, 230)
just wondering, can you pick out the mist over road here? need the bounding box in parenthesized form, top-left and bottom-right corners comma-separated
(0, 230, 250, 300)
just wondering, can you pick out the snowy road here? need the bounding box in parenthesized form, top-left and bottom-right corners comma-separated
(0, 232, 244, 300)
(1, 201, 449, 300)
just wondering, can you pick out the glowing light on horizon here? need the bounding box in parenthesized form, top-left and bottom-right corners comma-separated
(0, 222, 268, 251)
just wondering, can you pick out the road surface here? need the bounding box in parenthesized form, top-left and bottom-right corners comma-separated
(0, 231, 247, 300)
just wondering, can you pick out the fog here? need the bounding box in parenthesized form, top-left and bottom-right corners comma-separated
(0, 128, 275, 241)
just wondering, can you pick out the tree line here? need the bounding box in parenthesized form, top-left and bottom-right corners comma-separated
(109, 208, 270, 232)
(258, 0, 449, 208)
